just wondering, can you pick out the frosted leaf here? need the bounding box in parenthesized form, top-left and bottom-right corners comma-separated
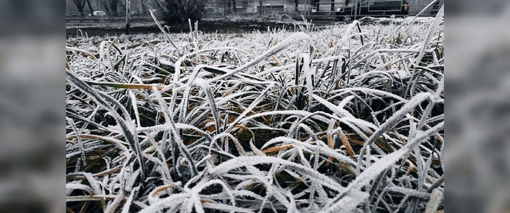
(140, 193, 189, 213)
(323, 190, 369, 213)
(387, 186, 431, 199)
(425, 189, 443, 213)
(209, 156, 344, 191)
(66, 183, 93, 195)
(203, 203, 254, 213)
(193, 77, 210, 88)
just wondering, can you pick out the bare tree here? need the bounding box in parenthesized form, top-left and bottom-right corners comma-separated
(129, 0, 149, 15)
(100, 0, 110, 14)
(140, 0, 147, 15)
(162, 0, 207, 24)
(70, 0, 87, 16)
(118, 0, 126, 14)
(86, 0, 95, 15)
(100, 0, 120, 16)
(149, 0, 167, 12)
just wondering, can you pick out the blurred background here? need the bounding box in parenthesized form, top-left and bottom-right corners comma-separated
(1, 0, 510, 212)
(63, 0, 441, 37)
(0, 0, 64, 213)
(446, 0, 510, 213)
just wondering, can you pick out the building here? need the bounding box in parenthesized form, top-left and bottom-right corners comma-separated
(204, 0, 442, 17)
(406, 0, 443, 16)
(66, 0, 443, 19)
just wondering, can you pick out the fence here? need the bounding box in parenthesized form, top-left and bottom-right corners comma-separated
(66, 0, 442, 23)
(366, 0, 404, 12)
(200, 0, 422, 19)
(204, 0, 305, 17)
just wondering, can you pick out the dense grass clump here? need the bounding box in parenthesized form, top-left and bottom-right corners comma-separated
(66, 7, 444, 213)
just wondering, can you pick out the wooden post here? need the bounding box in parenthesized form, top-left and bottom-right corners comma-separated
(125, 0, 130, 35)
(353, 0, 357, 19)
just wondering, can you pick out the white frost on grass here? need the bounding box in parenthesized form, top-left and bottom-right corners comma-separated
(66, 16, 444, 213)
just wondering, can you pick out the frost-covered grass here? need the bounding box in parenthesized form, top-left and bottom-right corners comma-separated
(66, 8, 444, 213)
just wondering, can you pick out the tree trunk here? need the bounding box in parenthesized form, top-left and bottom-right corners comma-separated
(152, 0, 166, 11)
(110, 0, 119, 16)
(118, 0, 125, 15)
(100, 0, 110, 15)
(141, 0, 147, 15)
(86, 0, 95, 16)
(260, 0, 264, 15)
(72, 0, 86, 16)
(77, 5, 85, 16)
(304, 0, 308, 15)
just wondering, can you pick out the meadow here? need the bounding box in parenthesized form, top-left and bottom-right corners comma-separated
(66, 8, 444, 212)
